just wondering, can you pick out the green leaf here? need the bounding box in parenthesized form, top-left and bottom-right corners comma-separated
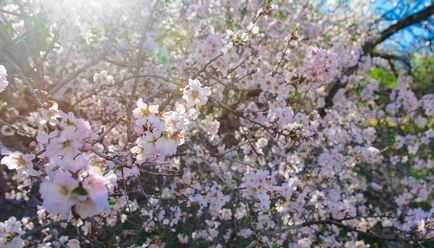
(400, 123, 416, 132)
(71, 186, 88, 196)
(370, 68, 397, 89)
(389, 133, 397, 144)
(411, 53, 434, 91)
(91, 27, 98, 36)
(108, 199, 117, 206)
(3, 23, 13, 34)
(288, 91, 299, 102)
(342, 149, 349, 156)
(272, 243, 279, 248)
(408, 167, 425, 180)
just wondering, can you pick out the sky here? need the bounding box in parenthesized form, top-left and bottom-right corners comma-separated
(371, 0, 433, 53)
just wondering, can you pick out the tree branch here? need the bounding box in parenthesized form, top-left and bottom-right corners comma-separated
(319, 3, 434, 117)
(363, 4, 434, 54)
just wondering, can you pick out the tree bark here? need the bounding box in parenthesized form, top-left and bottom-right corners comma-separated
(319, 4, 434, 117)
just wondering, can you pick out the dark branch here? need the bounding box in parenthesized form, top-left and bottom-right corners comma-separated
(319, 3, 434, 117)
(363, 3, 434, 54)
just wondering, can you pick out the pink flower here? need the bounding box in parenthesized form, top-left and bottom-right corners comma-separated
(56, 154, 89, 173)
(39, 102, 61, 126)
(0, 65, 9, 93)
(39, 171, 79, 218)
(182, 79, 211, 107)
(301, 46, 339, 85)
(45, 126, 83, 159)
(133, 99, 160, 121)
(66, 239, 81, 248)
(74, 174, 109, 218)
(131, 135, 159, 160)
(1, 152, 39, 176)
(155, 137, 178, 157)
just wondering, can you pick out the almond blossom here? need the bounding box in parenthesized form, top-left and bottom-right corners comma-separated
(39, 171, 79, 218)
(182, 79, 212, 107)
(74, 174, 110, 218)
(1, 152, 39, 176)
(0, 0, 433, 247)
(0, 65, 8, 92)
(0, 217, 25, 248)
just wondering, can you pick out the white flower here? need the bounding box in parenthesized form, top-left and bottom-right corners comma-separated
(163, 109, 187, 134)
(36, 132, 49, 144)
(221, 42, 234, 54)
(238, 228, 252, 238)
(74, 174, 109, 218)
(182, 79, 212, 107)
(155, 137, 178, 157)
(1, 152, 39, 176)
(132, 135, 158, 159)
(133, 99, 165, 137)
(40, 169, 109, 219)
(4, 217, 22, 233)
(93, 71, 114, 85)
(136, 116, 165, 138)
(247, 22, 259, 35)
(44, 126, 82, 159)
(133, 98, 159, 121)
(0, 236, 24, 248)
(39, 102, 61, 126)
(0, 217, 25, 248)
(0, 65, 8, 93)
(177, 234, 189, 244)
(39, 171, 79, 218)
(66, 239, 81, 248)
(132, 133, 180, 161)
(56, 154, 89, 173)
(130, 145, 147, 162)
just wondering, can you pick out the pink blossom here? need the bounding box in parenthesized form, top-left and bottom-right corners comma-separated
(0, 65, 9, 92)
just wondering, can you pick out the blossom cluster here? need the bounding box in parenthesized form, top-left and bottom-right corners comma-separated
(35, 107, 114, 220)
(2, 102, 114, 221)
(300, 46, 339, 85)
(131, 79, 211, 161)
(0, 0, 433, 247)
(0, 217, 25, 248)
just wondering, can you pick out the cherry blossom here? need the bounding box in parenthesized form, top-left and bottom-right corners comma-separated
(39, 171, 79, 218)
(0, 0, 432, 247)
(0, 65, 8, 92)
(182, 79, 212, 107)
(1, 152, 38, 176)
